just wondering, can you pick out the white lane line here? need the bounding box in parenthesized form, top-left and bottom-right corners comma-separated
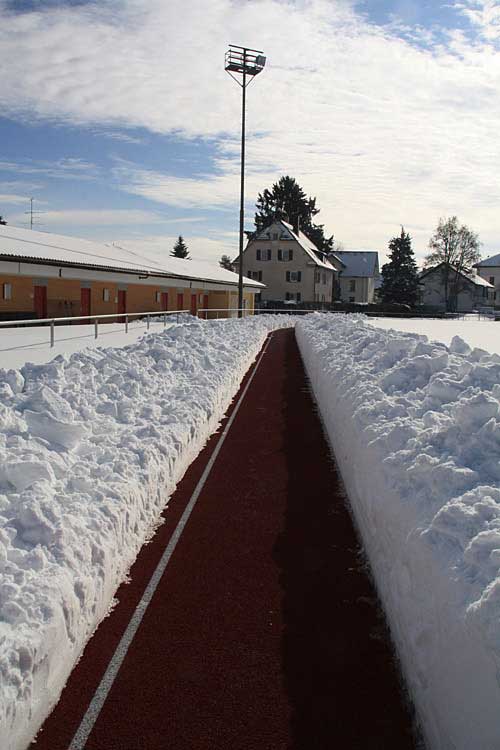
(68, 333, 274, 750)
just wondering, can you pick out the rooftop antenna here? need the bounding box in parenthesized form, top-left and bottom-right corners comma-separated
(25, 197, 44, 229)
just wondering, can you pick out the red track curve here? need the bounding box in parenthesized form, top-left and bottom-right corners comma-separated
(31, 328, 419, 750)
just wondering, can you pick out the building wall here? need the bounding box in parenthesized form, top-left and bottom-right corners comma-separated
(338, 275, 375, 304)
(243, 237, 334, 303)
(0, 262, 259, 320)
(421, 272, 491, 311)
(476, 267, 500, 305)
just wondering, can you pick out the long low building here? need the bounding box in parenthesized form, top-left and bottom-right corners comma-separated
(0, 225, 263, 320)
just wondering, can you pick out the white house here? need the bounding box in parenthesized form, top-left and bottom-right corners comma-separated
(239, 219, 344, 304)
(474, 254, 500, 305)
(419, 263, 494, 312)
(335, 251, 380, 303)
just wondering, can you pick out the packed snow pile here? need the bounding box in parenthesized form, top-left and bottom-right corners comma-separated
(0, 314, 292, 750)
(296, 313, 500, 750)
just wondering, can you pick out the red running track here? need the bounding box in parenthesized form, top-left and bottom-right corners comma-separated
(32, 328, 419, 750)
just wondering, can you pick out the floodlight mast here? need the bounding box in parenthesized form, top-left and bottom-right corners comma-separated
(225, 45, 266, 317)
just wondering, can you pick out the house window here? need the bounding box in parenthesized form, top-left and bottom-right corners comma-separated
(315, 269, 321, 283)
(3, 283, 12, 300)
(349, 279, 356, 292)
(278, 248, 293, 261)
(256, 248, 271, 261)
(103, 288, 110, 302)
(490, 276, 495, 285)
(286, 271, 302, 282)
(155, 291, 161, 303)
(349, 296, 355, 302)
(272, 232, 278, 240)
(248, 270, 263, 282)
(286, 292, 301, 302)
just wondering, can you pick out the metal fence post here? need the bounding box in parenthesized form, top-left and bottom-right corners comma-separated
(50, 320, 55, 348)
(147, 315, 150, 330)
(125, 315, 128, 333)
(95, 319, 98, 339)
(163, 313, 167, 327)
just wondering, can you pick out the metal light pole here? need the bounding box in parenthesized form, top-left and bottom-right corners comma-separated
(225, 44, 266, 317)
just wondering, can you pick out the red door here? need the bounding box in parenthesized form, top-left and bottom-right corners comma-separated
(34, 285, 47, 319)
(161, 292, 169, 311)
(190, 294, 197, 316)
(81, 288, 91, 319)
(177, 292, 184, 310)
(118, 290, 127, 315)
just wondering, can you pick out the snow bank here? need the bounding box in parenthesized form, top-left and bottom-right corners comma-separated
(296, 313, 500, 750)
(0, 314, 292, 750)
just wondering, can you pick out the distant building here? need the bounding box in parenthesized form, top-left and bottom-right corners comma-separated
(474, 254, 500, 305)
(238, 219, 344, 305)
(419, 263, 494, 312)
(335, 251, 380, 303)
(0, 225, 263, 321)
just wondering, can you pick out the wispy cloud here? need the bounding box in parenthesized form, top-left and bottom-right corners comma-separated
(0, 193, 32, 205)
(0, 157, 99, 180)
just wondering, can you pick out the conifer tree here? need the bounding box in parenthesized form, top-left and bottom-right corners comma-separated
(380, 228, 420, 307)
(219, 254, 233, 271)
(253, 176, 333, 253)
(171, 235, 190, 259)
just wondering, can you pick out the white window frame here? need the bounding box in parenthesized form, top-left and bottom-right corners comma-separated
(103, 288, 111, 302)
(3, 283, 12, 300)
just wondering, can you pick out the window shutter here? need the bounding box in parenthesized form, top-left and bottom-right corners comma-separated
(267, 248, 271, 260)
(290, 249, 293, 261)
(278, 249, 282, 261)
(258, 271, 263, 282)
(286, 271, 290, 282)
(256, 249, 261, 261)
(298, 271, 302, 282)
(297, 292, 301, 302)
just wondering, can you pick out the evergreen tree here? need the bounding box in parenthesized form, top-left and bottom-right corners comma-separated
(424, 216, 481, 312)
(219, 254, 234, 271)
(171, 235, 190, 259)
(0, 216, 7, 225)
(380, 228, 420, 307)
(253, 176, 334, 253)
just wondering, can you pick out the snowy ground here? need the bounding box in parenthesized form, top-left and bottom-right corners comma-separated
(369, 315, 500, 355)
(0, 318, 179, 370)
(0, 314, 292, 750)
(297, 313, 500, 750)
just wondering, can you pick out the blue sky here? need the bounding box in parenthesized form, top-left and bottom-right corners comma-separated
(1, 0, 500, 265)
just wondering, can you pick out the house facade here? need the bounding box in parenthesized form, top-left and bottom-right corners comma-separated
(0, 225, 263, 321)
(419, 263, 494, 312)
(239, 219, 343, 304)
(335, 251, 380, 303)
(474, 254, 500, 305)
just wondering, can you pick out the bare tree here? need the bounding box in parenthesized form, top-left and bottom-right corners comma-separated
(424, 216, 481, 312)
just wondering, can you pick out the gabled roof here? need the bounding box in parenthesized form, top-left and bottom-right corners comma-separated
(474, 254, 500, 268)
(0, 225, 263, 288)
(247, 219, 343, 271)
(336, 251, 379, 278)
(420, 262, 494, 288)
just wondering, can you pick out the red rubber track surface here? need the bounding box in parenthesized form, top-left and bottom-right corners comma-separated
(32, 328, 418, 750)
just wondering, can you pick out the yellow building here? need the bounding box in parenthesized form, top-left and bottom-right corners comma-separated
(0, 226, 262, 321)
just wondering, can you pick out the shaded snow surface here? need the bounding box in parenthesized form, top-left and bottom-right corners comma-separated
(0, 314, 292, 750)
(297, 313, 500, 750)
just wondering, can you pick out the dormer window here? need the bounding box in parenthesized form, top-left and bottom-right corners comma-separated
(272, 232, 278, 240)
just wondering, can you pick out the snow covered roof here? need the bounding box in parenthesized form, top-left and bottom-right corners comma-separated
(248, 219, 342, 271)
(336, 251, 379, 277)
(474, 254, 500, 268)
(420, 263, 494, 287)
(0, 225, 263, 288)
